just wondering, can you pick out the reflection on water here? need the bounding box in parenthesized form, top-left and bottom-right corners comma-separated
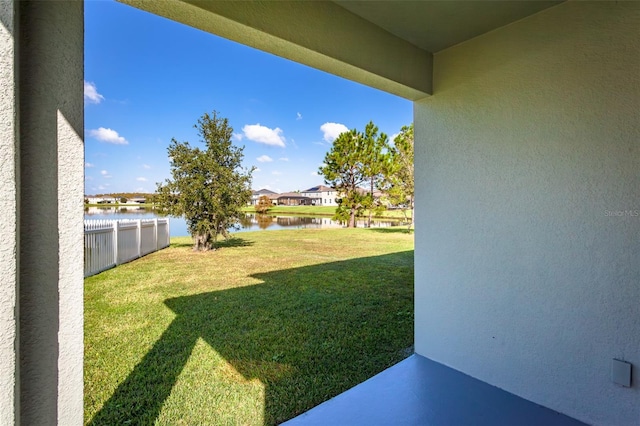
(84, 207, 404, 237)
(245, 214, 342, 230)
(85, 206, 152, 214)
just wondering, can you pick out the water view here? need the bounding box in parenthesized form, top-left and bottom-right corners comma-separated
(84, 206, 406, 237)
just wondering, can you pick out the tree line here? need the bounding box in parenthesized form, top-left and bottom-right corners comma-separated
(319, 121, 414, 229)
(155, 111, 413, 251)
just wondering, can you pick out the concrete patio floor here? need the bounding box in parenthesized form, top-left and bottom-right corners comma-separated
(283, 354, 586, 426)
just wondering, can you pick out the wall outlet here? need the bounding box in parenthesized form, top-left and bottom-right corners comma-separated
(611, 359, 632, 387)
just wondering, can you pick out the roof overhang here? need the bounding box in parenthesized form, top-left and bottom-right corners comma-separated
(119, 1, 563, 100)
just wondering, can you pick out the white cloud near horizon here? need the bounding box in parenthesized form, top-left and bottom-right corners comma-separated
(257, 155, 273, 163)
(84, 81, 104, 104)
(242, 124, 285, 147)
(100, 170, 112, 178)
(279, 157, 289, 162)
(142, 164, 151, 169)
(85, 162, 95, 168)
(136, 177, 147, 182)
(320, 122, 349, 143)
(272, 171, 282, 176)
(89, 127, 128, 145)
(232, 133, 243, 142)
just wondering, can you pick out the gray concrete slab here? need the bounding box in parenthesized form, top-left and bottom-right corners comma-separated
(282, 354, 586, 426)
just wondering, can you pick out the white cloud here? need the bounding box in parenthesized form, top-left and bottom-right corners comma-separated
(142, 164, 151, 169)
(136, 177, 147, 182)
(254, 167, 261, 172)
(85, 162, 95, 168)
(272, 171, 282, 176)
(98, 185, 106, 191)
(100, 170, 112, 178)
(89, 127, 128, 145)
(85, 176, 93, 180)
(233, 133, 244, 142)
(296, 112, 302, 120)
(310, 171, 319, 176)
(320, 122, 349, 143)
(84, 81, 104, 104)
(257, 155, 273, 163)
(242, 124, 285, 147)
(279, 157, 289, 162)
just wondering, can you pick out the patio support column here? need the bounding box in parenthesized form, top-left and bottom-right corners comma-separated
(0, 0, 84, 424)
(0, 1, 18, 423)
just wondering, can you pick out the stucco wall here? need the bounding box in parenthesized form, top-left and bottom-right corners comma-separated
(0, 2, 17, 424)
(17, 1, 84, 424)
(414, 2, 639, 425)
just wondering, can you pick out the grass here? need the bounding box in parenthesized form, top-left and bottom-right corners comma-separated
(85, 228, 414, 425)
(241, 205, 412, 219)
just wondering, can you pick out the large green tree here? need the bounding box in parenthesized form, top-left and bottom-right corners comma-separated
(156, 111, 254, 251)
(384, 124, 414, 231)
(361, 121, 390, 227)
(319, 129, 367, 228)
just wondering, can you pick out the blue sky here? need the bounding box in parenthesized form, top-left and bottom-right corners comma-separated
(84, 1, 412, 195)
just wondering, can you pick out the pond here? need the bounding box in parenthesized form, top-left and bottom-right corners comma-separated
(84, 206, 406, 237)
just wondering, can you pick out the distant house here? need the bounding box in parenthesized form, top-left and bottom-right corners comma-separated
(96, 197, 116, 204)
(275, 192, 312, 206)
(250, 188, 278, 205)
(301, 185, 338, 206)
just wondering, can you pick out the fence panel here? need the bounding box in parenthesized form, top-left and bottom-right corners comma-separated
(157, 220, 170, 249)
(117, 221, 139, 264)
(84, 218, 170, 277)
(84, 221, 116, 277)
(140, 220, 157, 256)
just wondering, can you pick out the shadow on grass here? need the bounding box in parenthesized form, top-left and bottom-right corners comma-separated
(88, 251, 414, 425)
(170, 236, 255, 250)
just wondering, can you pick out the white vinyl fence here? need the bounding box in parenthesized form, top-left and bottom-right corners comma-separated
(84, 218, 170, 277)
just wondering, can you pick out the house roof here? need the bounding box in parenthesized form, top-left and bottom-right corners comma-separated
(303, 185, 334, 193)
(252, 188, 278, 195)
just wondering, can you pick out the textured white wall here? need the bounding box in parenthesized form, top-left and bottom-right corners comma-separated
(18, 1, 84, 424)
(0, 2, 17, 424)
(414, 2, 639, 425)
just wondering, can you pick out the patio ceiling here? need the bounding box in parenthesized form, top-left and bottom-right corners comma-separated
(335, 1, 563, 53)
(120, 1, 563, 99)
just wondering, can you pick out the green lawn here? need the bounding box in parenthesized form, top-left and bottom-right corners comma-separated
(85, 228, 414, 425)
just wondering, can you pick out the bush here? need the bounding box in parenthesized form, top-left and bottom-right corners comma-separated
(255, 195, 272, 214)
